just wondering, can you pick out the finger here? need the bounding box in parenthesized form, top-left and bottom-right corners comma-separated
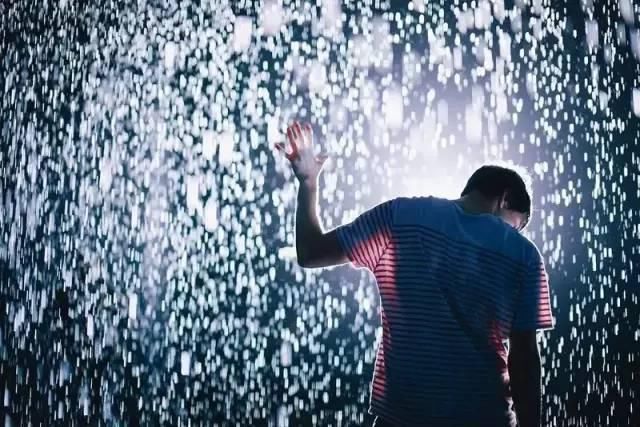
(304, 123, 313, 146)
(304, 123, 311, 147)
(300, 122, 310, 147)
(294, 122, 304, 146)
(309, 123, 314, 149)
(286, 127, 294, 144)
(275, 143, 292, 161)
(287, 127, 299, 156)
(277, 142, 297, 161)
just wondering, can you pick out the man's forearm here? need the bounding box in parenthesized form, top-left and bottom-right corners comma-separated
(509, 354, 542, 427)
(296, 179, 323, 263)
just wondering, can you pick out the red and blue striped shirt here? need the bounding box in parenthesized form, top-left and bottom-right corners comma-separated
(335, 195, 554, 426)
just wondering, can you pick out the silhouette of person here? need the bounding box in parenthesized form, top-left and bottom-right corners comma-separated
(275, 121, 554, 427)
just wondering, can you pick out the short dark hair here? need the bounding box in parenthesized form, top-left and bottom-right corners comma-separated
(460, 164, 532, 230)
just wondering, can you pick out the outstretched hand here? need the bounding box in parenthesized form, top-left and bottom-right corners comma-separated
(275, 121, 329, 187)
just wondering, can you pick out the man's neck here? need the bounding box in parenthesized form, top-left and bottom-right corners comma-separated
(453, 193, 499, 215)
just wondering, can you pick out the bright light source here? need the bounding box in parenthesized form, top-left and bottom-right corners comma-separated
(383, 87, 403, 129)
(465, 105, 483, 143)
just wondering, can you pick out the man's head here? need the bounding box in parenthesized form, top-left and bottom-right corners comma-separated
(460, 164, 532, 231)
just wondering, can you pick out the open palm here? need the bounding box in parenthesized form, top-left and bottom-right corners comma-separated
(275, 121, 329, 185)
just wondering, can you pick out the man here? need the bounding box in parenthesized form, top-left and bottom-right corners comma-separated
(275, 122, 554, 427)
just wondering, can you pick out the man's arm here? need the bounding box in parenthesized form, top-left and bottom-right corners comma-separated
(508, 330, 542, 427)
(275, 121, 395, 270)
(295, 180, 348, 268)
(274, 121, 347, 268)
(508, 242, 554, 427)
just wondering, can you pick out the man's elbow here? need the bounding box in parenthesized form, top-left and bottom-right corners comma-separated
(296, 249, 312, 268)
(297, 250, 325, 269)
(297, 258, 319, 269)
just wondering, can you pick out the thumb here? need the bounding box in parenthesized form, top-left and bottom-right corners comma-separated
(316, 153, 330, 165)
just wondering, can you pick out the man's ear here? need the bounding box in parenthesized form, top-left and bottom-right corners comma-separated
(499, 191, 510, 210)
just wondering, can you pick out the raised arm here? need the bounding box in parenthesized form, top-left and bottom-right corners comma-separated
(275, 121, 397, 270)
(275, 121, 347, 268)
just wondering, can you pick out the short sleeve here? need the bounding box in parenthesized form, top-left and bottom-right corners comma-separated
(511, 245, 555, 331)
(334, 198, 397, 272)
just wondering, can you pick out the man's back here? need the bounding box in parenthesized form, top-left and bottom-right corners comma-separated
(335, 195, 554, 426)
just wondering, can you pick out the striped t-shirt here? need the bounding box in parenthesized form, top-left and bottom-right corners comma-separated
(335, 195, 554, 426)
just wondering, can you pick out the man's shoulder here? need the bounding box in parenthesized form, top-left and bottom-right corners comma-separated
(391, 195, 437, 221)
(391, 195, 437, 208)
(510, 233, 543, 266)
(520, 234, 543, 261)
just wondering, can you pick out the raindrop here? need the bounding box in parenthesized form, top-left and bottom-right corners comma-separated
(203, 197, 219, 232)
